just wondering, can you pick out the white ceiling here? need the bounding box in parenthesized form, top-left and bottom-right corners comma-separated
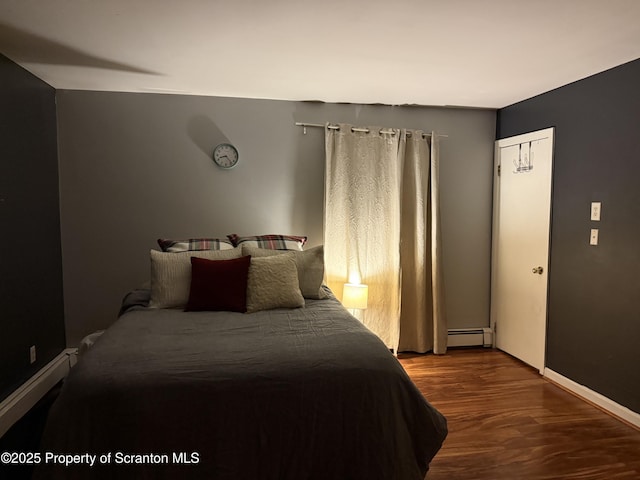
(1, 0, 639, 109)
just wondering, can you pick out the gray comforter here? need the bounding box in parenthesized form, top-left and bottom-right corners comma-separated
(35, 289, 447, 479)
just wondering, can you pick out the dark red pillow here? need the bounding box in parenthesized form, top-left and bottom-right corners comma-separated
(185, 255, 251, 312)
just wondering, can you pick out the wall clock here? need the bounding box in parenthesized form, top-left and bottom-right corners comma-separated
(212, 143, 239, 169)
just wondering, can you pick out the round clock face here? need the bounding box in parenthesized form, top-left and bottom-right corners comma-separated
(213, 143, 239, 169)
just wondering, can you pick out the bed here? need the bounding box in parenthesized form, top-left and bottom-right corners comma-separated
(35, 240, 447, 480)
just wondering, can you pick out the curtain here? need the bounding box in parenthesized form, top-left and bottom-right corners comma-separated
(398, 130, 447, 354)
(324, 123, 447, 354)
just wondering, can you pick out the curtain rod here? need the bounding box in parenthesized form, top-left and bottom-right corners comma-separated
(295, 122, 448, 138)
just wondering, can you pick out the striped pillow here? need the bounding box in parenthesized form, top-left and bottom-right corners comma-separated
(157, 238, 235, 252)
(227, 234, 307, 251)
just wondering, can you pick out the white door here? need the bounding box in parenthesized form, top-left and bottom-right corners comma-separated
(491, 128, 554, 374)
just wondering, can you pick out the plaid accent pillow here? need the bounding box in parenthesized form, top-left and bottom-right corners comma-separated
(157, 238, 235, 253)
(227, 234, 307, 251)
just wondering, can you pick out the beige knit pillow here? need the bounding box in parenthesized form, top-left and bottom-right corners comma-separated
(246, 254, 305, 313)
(149, 248, 242, 308)
(242, 245, 327, 299)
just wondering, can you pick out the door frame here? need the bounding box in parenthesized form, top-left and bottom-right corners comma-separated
(490, 127, 555, 374)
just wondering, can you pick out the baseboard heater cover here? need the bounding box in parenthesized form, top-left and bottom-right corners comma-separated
(448, 328, 493, 348)
(0, 348, 77, 438)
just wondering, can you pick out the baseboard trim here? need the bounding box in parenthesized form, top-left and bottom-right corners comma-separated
(544, 368, 640, 430)
(0, 348, 77, 438)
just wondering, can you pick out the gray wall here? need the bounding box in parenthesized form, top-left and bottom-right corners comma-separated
(56, 91, 496, 346)
(0, 54, 65, 402)
(497, 59, 640, 413)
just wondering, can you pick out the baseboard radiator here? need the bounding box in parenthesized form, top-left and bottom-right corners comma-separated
(448, 328, 493, 348)
(0, 348, 77, 438)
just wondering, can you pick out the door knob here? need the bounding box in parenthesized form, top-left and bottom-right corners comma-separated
(532, 266, 544, 274)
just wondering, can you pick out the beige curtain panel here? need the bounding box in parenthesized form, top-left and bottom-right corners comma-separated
(324, 123, 447, 354)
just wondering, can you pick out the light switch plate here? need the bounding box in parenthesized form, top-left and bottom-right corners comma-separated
(590, 229, 599, 245)
(591, 202, 601, 221)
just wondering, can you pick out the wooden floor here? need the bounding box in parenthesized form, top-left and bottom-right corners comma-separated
(398, 348, 640, 480)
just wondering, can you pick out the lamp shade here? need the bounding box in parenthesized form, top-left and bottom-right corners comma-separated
(342, 283, 368, 310)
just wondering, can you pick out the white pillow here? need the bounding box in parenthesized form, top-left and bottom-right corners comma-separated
(246, 254, 305, 313)
(242, 245, 327, 299)
(149, 248, 242, 308)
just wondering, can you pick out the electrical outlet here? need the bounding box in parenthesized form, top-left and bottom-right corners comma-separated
(30, 345, 36, 364)
(590, 229, 599, 246)
(591, 202, 601, 221)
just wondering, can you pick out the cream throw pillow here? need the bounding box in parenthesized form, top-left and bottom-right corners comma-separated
(149, 248, 242, 308)
(246, 254, 305, 313)
(242, 245, 327, 299)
